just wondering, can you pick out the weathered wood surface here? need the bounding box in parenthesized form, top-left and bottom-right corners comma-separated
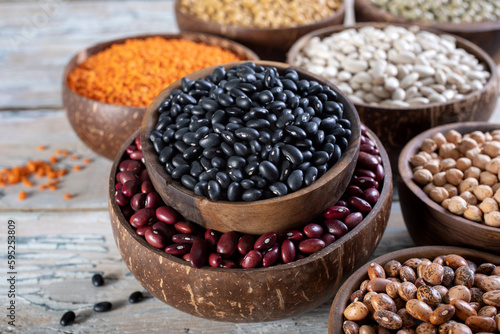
(0, 0, 498, 333)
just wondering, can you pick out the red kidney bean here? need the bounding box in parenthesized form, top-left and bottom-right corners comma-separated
(358, 151, 379, 170)
(140, 169, 150, 182)
(364, 187, 380, 205)
(145, 229, 167, 248)
(303, 223, 323, 238)
(344, 212, 364, 229)
(347, 196, 372, 215)
(281, 239, 296, 264)
(182, 253, 191, 262)
(141, 180, 155, 194)
(208, 253, 222, 267)
(360, 124, 367, 135)
(115, 189, 130, 206)
(237, 235, 255, 255)
(115, 183, 122, 190)
(172, 234, 198, 244)
(174, 221, 197, 234)
(355, 168, 376, 179)
(360, 136, 375, 147)
(280, 230, 304, 242)
(217, 231, 238, 256)
(130, 208, 156, 228)
(204, 229, 219, 250)
(190, 239, 207, 268)
(262, 245, 280, 267)
(321, 233, 336, 246)
(119, 159, 142, 174)
(374, 163, 385, 183)
(152, 222, 175, 240)
(324, 205, 350, 220)
(242, 250, 262, 269)
(135, 134, 142, 151)
(156, 206, 179, 224)
(165, 243, 191, 256)
(220, 259, 237, 268)
(130, 193, 146, 211)
(337, 200, 347, 207)
(122, 179, 140, 197)
(352, 177, 379, 190)
(126, 145, 137, 155)
(324, 219, 348, 237)
(254, 232, 277, 251)
(117, 171, 137, 185)
(360, 144, 379, 155)
(121, 205, 134, 218)
(298, 238, 325, 254)
(145, 192, 162, 209)
(346, 185, 364, 198)
(130, 151, 143, 161)
(136, 225, 153, 236)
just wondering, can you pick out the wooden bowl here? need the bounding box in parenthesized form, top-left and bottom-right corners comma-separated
(62, 33, 259, 160)
(174, 0, 345, 61)
(328, 245, 500, 333)
(287, 22, 499, 176)
(109, 127, 392, 322)
(398, 122, 500, 254)
(355, 0, 500, 63)
(140, 60, 361, 235)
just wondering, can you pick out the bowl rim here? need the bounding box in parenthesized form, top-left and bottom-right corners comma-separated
(62, 32, 260, 109)
(355, 0, 500, 32)
(286, 21, 499, 111)
(398, 121, 500, 234)
(141, 60, 361, 207)
(110, 123, 392, 273)
(328, 244, 500, 333)
(173, 0, 346, 33)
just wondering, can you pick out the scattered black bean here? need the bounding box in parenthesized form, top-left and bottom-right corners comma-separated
(60, 311, 75, 326)
(93, 301, 112, 312)
(91, 273, 104, 287)
(129, 291, 144, 304)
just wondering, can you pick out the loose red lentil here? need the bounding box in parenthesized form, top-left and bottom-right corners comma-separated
(18, 191, 27, 201)
(37, 145, 46, 151)
(67, 37, 245, 107)
(72, 165, 82, 172)
(83, 158, 91, 164)
(63, 193, 72, 200)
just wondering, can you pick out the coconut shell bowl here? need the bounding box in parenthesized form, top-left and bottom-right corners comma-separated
(398, 122, 500, 254)
(62, 32, 259, 160)
(109, 122, 392, 322)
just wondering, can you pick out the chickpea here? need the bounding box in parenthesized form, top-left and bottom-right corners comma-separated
(478, 198, 499, 214)
(460, 191, 478, 205)
(473, 184, 493, 201)
(464, 205, 483, 222)
(464, 166, 481, 179)
(485, 132, 493, 142)
(413, 169, 433, 185)
(458, 177, 479, 194)
(444, 183, 458, 197)
(413, 166, 423, 173)
(429, 187, 449, 204)
(448, 196, 468, 215)
(492, 183, 500, 193)
(465, 147, 482, 160)
(439, 143, 460, 160)
(483, 141, 500, 158)
(441, 198, 451, 210)
(445, 168, 464, 186)
(480, 171, 498, 186)
(423, 182, 436, 195)
(431, 132, 447, 148)
(456, 157, 472, 172)
(433, 172, 447, 186)
(421, 138, 438, 153)
(485, 157, 500, 174)
(409, 153, 428, 167)
(423, 159, 441, 175)
(458, 137, 479, 153)
(472, 154, 491, 170)
(445, 129, 462, 145)
(469, 131, 486, 145)
(430, 152, 439, 159)
(440, 158, 456, 170)
(494, 188, 500, 204)
(484, 211, 500, 227)
(419, 151, 432, 161)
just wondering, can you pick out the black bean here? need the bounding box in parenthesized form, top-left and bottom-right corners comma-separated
(338, 118, 351, 129)
(159, 146, 174, 164)
(183, 145, 202, 160)
(182, 132, 198, 146)
(251, 175, 267, 188)
(194, 181, 208, 196)
(263, 67, 276, 88)
(234, 142, 250, 156)
(312, 129, 325, 145)
(269, 182, 288, 196)
(162, 128, 175, 143)
(312, 151, 329, 165)
(207, 180, 222, 201)
(235, 96, 252, 110)
(258, 130, 272, 144)
(181, 174, 197, 190)
(199, 133, 221, 148)
(211, 156, 225, 169)
(287, 169, 303, 191)
(190, 161, 203, 177)
(216, 172, 231, 189)
(244, 161, 259, 176)
(332, 126, 345, 137)
(202, 147, 221, 159)
(267, 101, 287, 112)
(246, 119, 270, 129)
(171, 164, 190, 179)
(285, 125, 307, 139)
(92, 273, 104, 287)
(295, 139, 313, 150)
(60, 311, 75, 326)
(212, 66, 226, 83)
(297, 161, 311, 171)
(249, 140, 262, 154)
(93, 302, 112, 312)
(302, 150, 313, 161)
(297, 79, 310, 93)
(199, 168, 219, 181)
(217, 93, 234, 107)
(259, 160, 279, 182)
(128, 291, 144, 304)
(235, 127, 259, 141)
(242, 188, 262, 201)
(304, 166, 318, 186)
(279, 160, 292, 182)
(228, 168, 244, 182)
(211, 109, 225, 124)
(194, 78, 214, 91)
(238, 83, 257, 94)
(281, 145, 304, 165)
(172, 156, 187, 167)
(153, 137, 165, 154)
(227, 182, 242, 201)
(227, 156, 246, 169)
(178, 93, 197, 105)
(226, 123, 242, 132)
(276, 114, 295, 129)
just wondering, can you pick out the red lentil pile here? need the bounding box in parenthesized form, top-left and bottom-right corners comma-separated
(67, 37, 244, 107)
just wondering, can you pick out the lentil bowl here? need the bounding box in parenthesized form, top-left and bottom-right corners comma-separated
(398, 122, 500, 254)
(109, 125, 392, 322)
(62, 33, 259, 160)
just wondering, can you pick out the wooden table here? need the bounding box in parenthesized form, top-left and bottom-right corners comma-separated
(0, 1, 499, 333)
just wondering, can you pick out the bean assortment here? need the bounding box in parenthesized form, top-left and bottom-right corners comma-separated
(410, 129, 500, 228)
(179, 0, 342, 28)
(370, 0, 500, 23)
(342, 254, 500, 333)
(293, 25, 490, 107)
(118, 126, 383, 269)
(150, 62, 352, 202)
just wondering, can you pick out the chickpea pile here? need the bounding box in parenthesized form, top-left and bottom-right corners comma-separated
(342, 254, 500, 333)
(410, 129, 500, 227)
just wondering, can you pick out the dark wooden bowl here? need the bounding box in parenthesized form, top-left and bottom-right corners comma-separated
(140, 61, 361, 235)
(398, 122, 500, 254)
(62, 33, 259, 160)
(109, 127, 392, 322)
(355, 0, 500, 63)
(328, 246, 500, 333)
(287, 22, 499, 177)
(174, 0, 345, 61)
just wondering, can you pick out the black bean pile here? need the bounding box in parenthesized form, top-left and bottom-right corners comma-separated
(149, 62, 352, 202)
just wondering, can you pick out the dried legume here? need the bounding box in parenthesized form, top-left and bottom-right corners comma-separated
(67, 37, 244, 107)
(60, 310, 75, 326)
(91, 273, 104, 287)
(93, 301, 112, 312)
(150, 62, 352, 202)
(179, 0, 342, 28)
(293, 25, 490, 107)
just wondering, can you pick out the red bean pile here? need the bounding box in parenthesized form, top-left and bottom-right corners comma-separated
(114, 124, 384, 269)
